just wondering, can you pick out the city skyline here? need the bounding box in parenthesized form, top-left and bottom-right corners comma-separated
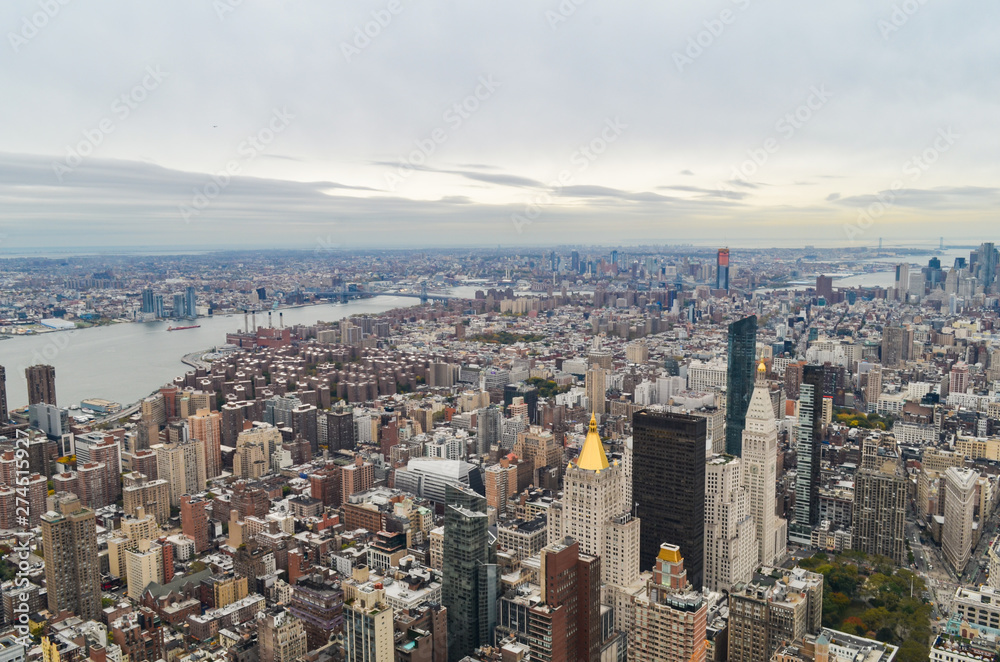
(2, 2, 1000, 249)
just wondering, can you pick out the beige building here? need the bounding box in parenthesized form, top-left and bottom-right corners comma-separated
(625, 340, 649, 364)
(943, 466, 979, 574)
(154, 439, 206, 507)
(125, 539, 165, 600)
(585, 367, 607, 416)
(189, 408, 223, 479)
(123, 473, 171, 525)
(344, 583, 393, 662)
(234, 424, 282, 480)
(258, 609, 308, 662)
(741, 363, 786, 567)
(704, 454, 756, 594)
(917, 449, 965, 520)
(955, 435, 1000, 461)
(429, 526, 444, 571)
(549, 414, 640, 632)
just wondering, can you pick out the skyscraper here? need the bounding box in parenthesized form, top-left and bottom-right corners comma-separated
(25, 364, 57, 407)
(188, 408, 222, 479)
(851, 438, 907, 565)
(585, 367, 607, 416)
(631, 544, 707, 662)
(552, 414, 640, 589)
(0, 366, 7, 423)
(180, 494, 210, 554)
(703, 454, 756, 593)
(632, 410, 706, 589)
(790, 365, 824, 545)
(184, 286, 197, 318)
(539, 538, 602, 662)
(942, 466, 978, 574)
(881, 326, 906, 367)
(741, 361, 786, 568)
(725, 315, 758, 457)
(41, 493, 101, 620)
(443, 484, 497, 661)
(717, 248, 730, 291)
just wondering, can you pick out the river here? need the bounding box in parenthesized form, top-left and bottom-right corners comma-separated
(1, 296, 416, 411)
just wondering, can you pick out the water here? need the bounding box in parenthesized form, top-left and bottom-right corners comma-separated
(0, 296, 416, 411)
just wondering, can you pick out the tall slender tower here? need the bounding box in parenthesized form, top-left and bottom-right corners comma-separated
(790, 365, 824, 545)
(41, 493, 101, 620)
(741, 360, 785, 567)
(0, 365, 7, 422)
(189, 408, 222, 479)
(725, 316, 758, 456)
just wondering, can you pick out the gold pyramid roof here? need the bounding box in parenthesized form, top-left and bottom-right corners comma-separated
(576, 413, 610, 472)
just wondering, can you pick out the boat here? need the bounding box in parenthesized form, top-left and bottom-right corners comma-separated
(167, 325, 201, 331)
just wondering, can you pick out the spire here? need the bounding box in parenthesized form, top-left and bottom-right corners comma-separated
(576, 413, 610, 472)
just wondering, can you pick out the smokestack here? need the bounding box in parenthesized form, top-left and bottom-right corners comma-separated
(244, 310, 248, 333)
(268, 311, 272, 328)
(280, 312, 283, 328)
(252, 311, 256, 332)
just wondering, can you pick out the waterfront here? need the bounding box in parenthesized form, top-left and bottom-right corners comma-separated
(0, 296, 416, 411)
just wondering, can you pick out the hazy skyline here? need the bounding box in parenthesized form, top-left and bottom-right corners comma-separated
(2, 1, 998, 250)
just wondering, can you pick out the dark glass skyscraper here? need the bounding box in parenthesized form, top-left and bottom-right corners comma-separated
(790, 365, 824, 545)
(725, 315, 758, 457)
(443, 483, 498, 662)
(631, 410, 706, 589)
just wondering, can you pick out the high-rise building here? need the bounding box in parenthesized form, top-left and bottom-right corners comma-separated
(41, 493, 101, 620)
(476, 406, 503, 456)
(864, 364, 883, 412)
(188, 409, 222, 479)
(258, 609, 308, 662)
(344, 582, 393, 662)
(942, 466, 979, 574)
(538, 538, 602, 662)
(728, 568, 824, 662)
(0, 366, 7, 423)
(894, 263, 910, 301)
(342, 455, 374, 503)
(155, 440, 206, 507)
(717, 248, 730, 291)
(124, 539, 165, 600)
(880, 326, 905, 367)
(742, 360, 786, 568)
(633, 410, 706, 589)
(184, 286, 197, 318)
(949, 362, 970, 396)
(180, 494, 210, 554)
(25, 364, 57, 407)
(551, 414, 640, 616)
(632, 544, 707, 662)
(484, 457, 517, 518)
(442, 484, 498, 662)
(585, 367, 607, 416)
(850, 438, 907, 565)
(725, 315, 758, 457)
(790, 365, 824, 545)
(815, 275, 834, 302)
(704, 454, 756, 594)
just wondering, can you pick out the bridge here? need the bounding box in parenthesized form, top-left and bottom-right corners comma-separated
(381, 283, 453, 303)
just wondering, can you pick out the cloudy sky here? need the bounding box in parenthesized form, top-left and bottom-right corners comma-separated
(1, 0, 998, 251)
